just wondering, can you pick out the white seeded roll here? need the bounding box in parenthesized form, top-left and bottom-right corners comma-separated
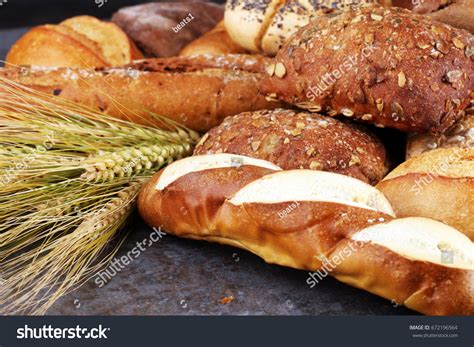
(139, 154, 474, 315)
(377, 148, 474, 241)
(224, 0, 378, 55)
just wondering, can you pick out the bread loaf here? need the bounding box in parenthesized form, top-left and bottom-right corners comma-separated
(180, 21, 247, 56)
(112, 1, 224, 57)
(406, 113, 474, 159)
(261, 5, 474, 134)
(390, 0, 474, 34)
(0, 55, 283, 132)
(224, 0, 379, 56)
(377, 147, 474, 240)
(138, 153, 474, 315)
(194, 109, 389, 184)
(6, 16, 143, 68)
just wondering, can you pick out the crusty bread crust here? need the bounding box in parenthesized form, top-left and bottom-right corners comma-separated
(138, 155, 474, 315)
(261, 5, 474, 134)
(377, 148, 474, 240)
(6, 25, 109, 68)
(194, 109, 389, 184)
(0, 55, 283, 132)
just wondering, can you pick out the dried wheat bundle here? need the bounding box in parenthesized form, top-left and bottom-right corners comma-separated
(0, 77, 199, 314)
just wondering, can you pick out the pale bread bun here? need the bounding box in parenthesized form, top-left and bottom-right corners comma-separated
(377, 148, 474, 240)
(224, 0, 281, 52)
(224, 0, 379, 55)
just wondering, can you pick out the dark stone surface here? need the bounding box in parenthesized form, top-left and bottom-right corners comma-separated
(47, 214, 416, 315)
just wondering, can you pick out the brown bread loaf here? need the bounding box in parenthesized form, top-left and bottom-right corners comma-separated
(261, 5, 474, 134)
(0, 55, 283, 132)
(112, 1, 224, 57)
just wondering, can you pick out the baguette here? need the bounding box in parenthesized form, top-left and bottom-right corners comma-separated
(261, 5, 474, 134)
(0, 55, 283, 132)
(138, 154, 474, 315)
(377, 147, 474, 240)
(194, 109, 389, 185)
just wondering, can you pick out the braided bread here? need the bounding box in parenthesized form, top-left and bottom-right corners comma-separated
(138, 154, 474, 315)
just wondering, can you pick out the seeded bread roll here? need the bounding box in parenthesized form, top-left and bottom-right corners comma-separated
(0, 55, 283, 132)
(138, 154, 474, 315)
(194, 109, 389, 184)
(224, 0, 379, 56)
(180, 21, 247, 56)
(377, 148, 474, 240)
(261, 5, 474, 134)
(406, 112, 474, 159)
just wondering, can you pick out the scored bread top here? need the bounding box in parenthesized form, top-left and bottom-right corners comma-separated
(352, 217, 474, 270)
(155, 154, 281, 191)
(229, 169, 395, 215)
(384, 147, 474, 180)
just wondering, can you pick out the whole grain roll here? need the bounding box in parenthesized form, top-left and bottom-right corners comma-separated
(194, 109, 389, 184)
(406, 113, 474, 159)
(261, 5, 474, 134)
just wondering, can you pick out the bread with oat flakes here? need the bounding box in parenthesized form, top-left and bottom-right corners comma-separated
(194, 109, 389, 184)
(261, 5, 474, 134)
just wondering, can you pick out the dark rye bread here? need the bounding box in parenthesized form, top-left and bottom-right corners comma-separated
(261, 5, 474, 134)
(194, 109, 389, 184)
(0, 55, 283, 132)
(112, 1, 224, 57)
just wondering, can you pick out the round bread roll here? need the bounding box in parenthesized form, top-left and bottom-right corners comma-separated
(224, 0, 378, 55)
(406, 113, 474, 159)
(6, 16, 143, 68)
(376, 148, 474, 240)
(180, 21, 247, 57)
(194, 109, 389, 185)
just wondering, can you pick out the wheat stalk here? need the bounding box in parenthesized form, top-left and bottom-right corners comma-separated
(0, 76, 199, 315)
